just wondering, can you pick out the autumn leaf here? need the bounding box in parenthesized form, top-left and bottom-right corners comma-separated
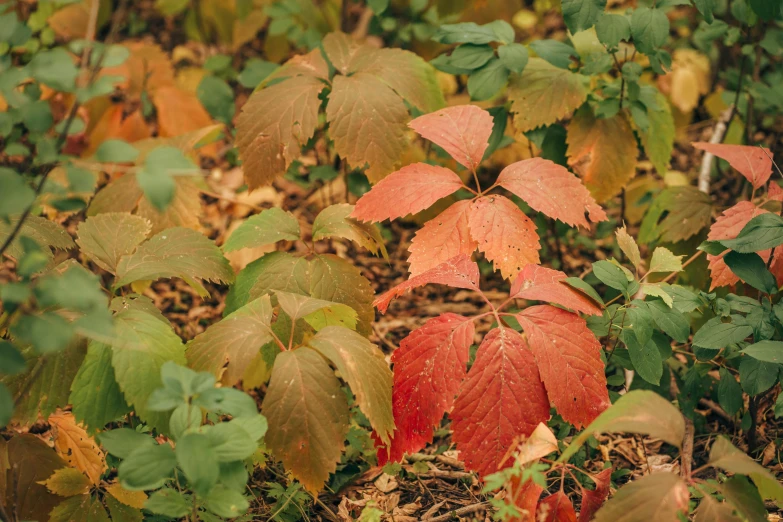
(515, 423, 558, 467)
(507, 477, 544, 522)
(407, 200, 477, 276)
(76, 213, 151, 273)
(537, 491, 578, 522)
(516, 305, 610, 429)
(567, 106, 638, 203)
(616, 226, 642, 270)
(312, 204, 388, 259)
(579, 468, 612, 522)
(84, 106, 150, 157)
(648, 247, 684, 274)
(49, 494, 111, 522)
(496, 158, 607, 228)
(692, 142, 773, 190)
(373, 254, 480, 313)
(639, 186, 713, 244)
(352, 163, 464, 222)
(38, 467, 91, 496)
(468, 195, 540, 280)
(510, 264, 602, 316)
(508, 58, 588, 133)
(222, 208, 301, 252)
(153, 86, 215, 143)
(262, 348, 350, 493)
(105, 482, 148, 509)
(451, 327, 550, 476)
(376, 313, 474, 463)
(275, 291, 358, 330)
(4, 435, 68, 522)
(408, 105, 493, 171)
(49, 411, 107, 485)
(592, 473, 689, 522)
(706, 201, 768, 290)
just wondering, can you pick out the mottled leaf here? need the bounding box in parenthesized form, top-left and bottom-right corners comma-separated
(76, 213, 151, 273)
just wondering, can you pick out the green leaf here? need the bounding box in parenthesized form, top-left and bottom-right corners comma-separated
(717, 367, 743, 416)
(0, 340, 26, 375)
(238, 58, 278, 88)
(186, 295, 274, 385)
(11, 311, 73, 353)
(262, 347, 349, 492)
(0, 215, 76, 261)
(721, 475, 767, 522)
(595, 13, 631, 47)
(203, 485, 250, 518)
(311, 204, 387, 259)
(592, 260, 633, 293)
(721, 213, 783, 253)
(558, 390, 685, 463)
(624, 332, 663, 385)
(29, 48, 79, 91)
(168, 404, 202, 439)
(563, 277, 605, 305)
(467, 58, 509, 101)
(308, 326, 394, 444)
(748, 0, 781, 21)
(593, 472, 689, 522)
(639, 186, 712, 244)
(70, 341, 130, 433)
(724, 252, 778, 295)
(640, 94, 675, 175)
(742, 340, 783, 363)
(136, 147, 198, 211)
(739, 357, 779, 396)
(94, 140, 140, 163)
(144, 488, 191, 518)
(275, 290, 357, 326)
(562, 0, 607, 33)
(709, 437, 783, 506)
(692, 315, 752, 350)
(432, 20, 515, 45)
(97, 428, 155, 460)
(222, 208, 301, 252)
(648, 247, 684, 274)
(49, 494, 111, 522)
(528, 39, 579, 68)
(111, 309, 186, 431)
(197, 76, 235, 124)
(76, 213, 151, 274)
(497, 43, 529, 74)
(119, 443, 177, 491)
(630, 7, 670, 55)
(115, 227, 234, 297)
(439, 44, 495, 72)
(693, 0, 715, 23)
(646, 299, 689, 342)
(0, 168, 35, 217)
(202, 421, 258, 462)
(176, 433, 219, 496)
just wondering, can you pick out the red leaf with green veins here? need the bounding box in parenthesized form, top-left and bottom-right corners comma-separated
(706, 201, 769, 290)
(377, 313, 475, 463)
(373, 254, 480, 313)
(351, 163, 464, 222)
(408, 105, 493, 171)
(496, 158, 607, 228)
(451, 327, 550, 476)
(692, 142, 773, 189)
(407, 200, 477, 275)
(516, 305, 609, 429)
(579, 468, 612, 522)
(537, 492, 578, 522)
(510, 264, 602, 316)
(468, 195, 541, 280)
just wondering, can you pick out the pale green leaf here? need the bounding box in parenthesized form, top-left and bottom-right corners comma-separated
(616, 225, 641, 269)
(70, 341, 131, 433)
(648, 247, 684, 274)
(709, 436, 783, 506)
(593, 472, 688, 522)
(275, 290, 358, 330)
(222, 208, 300, 253)
(76, 213, 151, 273)
(312, 203, 388, 259)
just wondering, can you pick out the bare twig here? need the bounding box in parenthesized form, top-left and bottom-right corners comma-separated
(425, 502, 489, 522)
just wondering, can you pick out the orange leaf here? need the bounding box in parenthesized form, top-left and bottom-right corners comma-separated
(352, 163, 464, 222)
(49, 411, 107, 485)
(508, 477, 544, 522)
(105, 482, 148, 509)
(510, 264, 602, 316)
(578, 468, 612, 522)
(101, 41, 176, 96)
(84, 106, 150, 157)
(409, 105, 493, 171)
(407, 200, 477, 275)
(497, 158, 607, 228)
(468, 195, 540, 280)
(152, 86, 217, 157)
(693, 142, 773, 189)
(706, 201, 769, 290)
(537, 492, 578, 522)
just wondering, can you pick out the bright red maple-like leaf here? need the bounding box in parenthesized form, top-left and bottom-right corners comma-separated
(516, 305, 610, 429)
(450, 327, 550, 476)
(578, 468, 612, 522)
(376, 313, 475, 463)
(692, 142, 773, 189)
(496, 158, 607, 229)
(537, 492, 578, 522)
(408, 105, 493, 172)
(351, 163, 464, 222)
(373, 254, 480, 313)
(511, 264, 602, 316)
(407, 200, 477, 275)
(468, 195, 541, 280)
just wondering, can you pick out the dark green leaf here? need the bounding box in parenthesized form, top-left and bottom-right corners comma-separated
(467, 58, 509, 101)
(595, 13, 631, 47)
(119, 443, 177, 490)
(197, 76, 235, 125)
(724, 251, 778, 294)
(176, 433, 219, 496)
(742, 340, 783, 364)
(692, 315, 752, 350)
(432, 21, 515, 45)
(497, 43, 529, 74)
(739, 357, 779, 396)
(529, 39, 578, 68)
(721, 213, 783, 253)
(717, 367, 742, 416)
(98, 428, 156, 459)
(630, 7, 670, 55)
(145, 489, 191, 518)
(562, 0, 607, 33)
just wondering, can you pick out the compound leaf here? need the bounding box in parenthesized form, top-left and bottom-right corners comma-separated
(408, 105, 493, 171)
(510, 264, 602, 316)
(407, 200, 477, 276)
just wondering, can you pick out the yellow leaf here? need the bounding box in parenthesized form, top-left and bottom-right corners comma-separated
(105, 482, 148, 509)
(642, 284, 674, 308)
(49, 411, 107, 485)
(515, 423, 558, 467)
(648, 247, 684, 275)
(38, 467, 91, 497)
(616, 226, 642, 270)
(567, 106, 638, 203)
(658, 49, 711, 114)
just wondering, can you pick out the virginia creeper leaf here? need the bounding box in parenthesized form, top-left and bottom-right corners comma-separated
(222, 208, 301, 253)
(692, 142, 773, 189)
(537, 491, 578, 522)
(407, 200, 477, 276)
(351, 163, 464, 222)
(451, 327, 550, 476)
(312, 204, 388, 259)
(510, 264, 602, 316)
(261, 347, 350, 493)
(516, 305, 610, 428)
(408, 105, 493, 171)
(496, 158, 607, 228)
(579, 468, 612, 522)
(76, 213, 151, 273)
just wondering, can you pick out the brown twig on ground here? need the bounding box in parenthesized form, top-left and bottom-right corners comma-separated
(425, 502, 489, 522)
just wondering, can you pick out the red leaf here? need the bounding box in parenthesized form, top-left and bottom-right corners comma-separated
(706, 201, 769, 290)
(407, 200, 477, 275)
(537, 492, 578, 522)
(516, 305, 609, 429)
(510, 264, 602, 316)
(578, 468, 612, 522)
(692, 142, 773, 189)
(408, 105, 493, 171)
(497, 158, 607, 228)
(373, 254, 480, 313)
(377, 313, 475, 463)
(508, 477, 544, 522)
(451, 327, 550, 476)
(770, 182, 783, 202)
(352, 163, 464, 222)
(468, 195, 540, 280)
